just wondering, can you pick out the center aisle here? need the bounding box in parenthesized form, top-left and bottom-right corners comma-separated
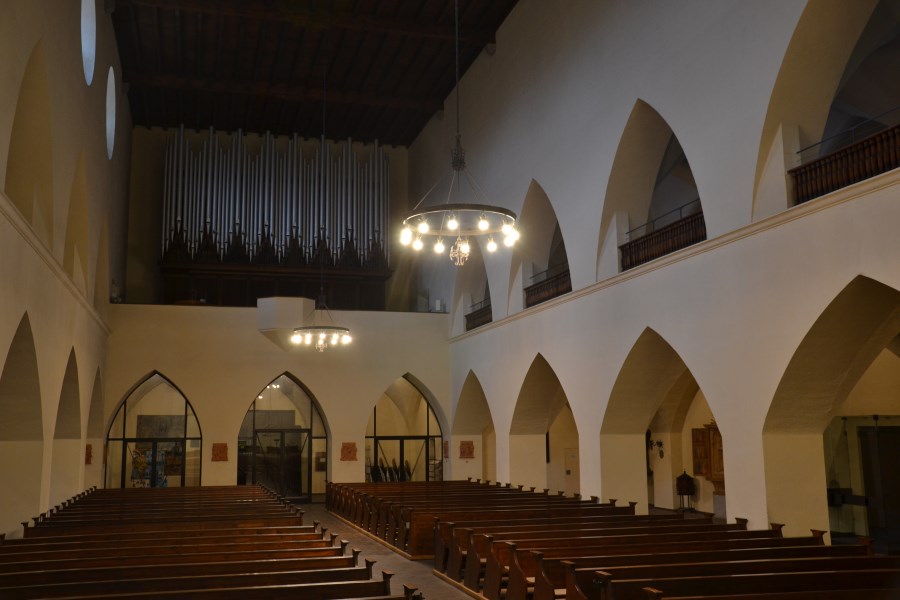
(302, 503, 471, 600)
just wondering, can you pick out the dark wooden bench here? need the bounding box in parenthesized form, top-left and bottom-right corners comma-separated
(524, 542, 870, 600)
(569, 568, 900, 600)
(473, 528, 786, 594)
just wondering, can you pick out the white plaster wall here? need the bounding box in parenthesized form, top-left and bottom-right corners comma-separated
(104, 303, 451, 486)
(449, 169, 900, 528)
(0, 0, 130, 533)
(509, 434, 547, 490)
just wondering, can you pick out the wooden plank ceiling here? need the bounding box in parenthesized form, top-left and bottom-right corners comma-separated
(112, 0, 519, 146)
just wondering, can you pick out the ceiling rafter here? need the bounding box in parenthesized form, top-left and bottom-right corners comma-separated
(117, 0, 496, 45)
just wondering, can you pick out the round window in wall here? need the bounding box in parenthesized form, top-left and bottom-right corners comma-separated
(106, 66, 116, 159)
(81, 0, 96, 85)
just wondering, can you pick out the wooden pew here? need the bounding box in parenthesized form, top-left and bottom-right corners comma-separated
(435, 513, 689, 573)
(474, 526, 777, 594)
(567, 568, 900, 600)
(525, 543, 871, 600)
(27, 571, 411, 599)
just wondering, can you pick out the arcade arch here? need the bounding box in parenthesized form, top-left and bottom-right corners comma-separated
(451, 371, 497, 483)
(105, 373, 202, 489)
(49, 349, 81, 506)
(509, 354, 579, 495)
(764, 276, 900, 543)
(237, 373, 328, 502)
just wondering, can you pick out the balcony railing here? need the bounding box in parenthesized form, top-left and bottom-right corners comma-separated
(464, 299, 492, 331)
(524, 263, 572, 308)
(619, 203, 707, 271)
(789, 122, 900, 205)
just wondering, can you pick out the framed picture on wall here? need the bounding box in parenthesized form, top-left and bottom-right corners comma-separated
(691, 428, 710, 477)
(315, 451, 327, 472)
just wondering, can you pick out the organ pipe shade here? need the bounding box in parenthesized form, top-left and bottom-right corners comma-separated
(161, 126, 391, 265)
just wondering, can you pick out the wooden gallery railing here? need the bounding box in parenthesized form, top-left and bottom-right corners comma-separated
(464, 301, 492, 331)
(524, 266, 572, 308)
(789, 123, 900, 204)
(619, 210, 707, 271)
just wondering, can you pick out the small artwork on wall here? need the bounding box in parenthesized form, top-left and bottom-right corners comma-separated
(211, 443, 228, 462)
(459, 440, 475, 460)
(85, 443, 93, 465)
(340, 442, 358, 461)
(315, 451, 327, 472)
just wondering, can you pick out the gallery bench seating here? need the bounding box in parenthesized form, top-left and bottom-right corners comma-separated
(2, 486, 420, 600)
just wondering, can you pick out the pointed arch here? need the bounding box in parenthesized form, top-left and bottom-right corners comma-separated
(0, 313, 43, 537)
(64, 153, 91, 292)
(509, 354, 579, 494)
(508, 180, 570, 313)
(50, 349, 82, 505)
(105, 371, 202, 488)
(237, 372, 330, 500)
(365, 373, 446, 482)
(452, 371, 497, 482)
(601, 328, 719, 514)
(763, 276, 900, 538)
(84, 368, 104, 489)
(597, 100, 705, 276)
(4, 40, 54, 244)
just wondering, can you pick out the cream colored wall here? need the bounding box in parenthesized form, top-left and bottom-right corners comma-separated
(104, 300, 451, 486)
(547, 404, 579, 496)
(509, 434, 547, 490)
(678, 392, 717, 515)
(0, 0, 130, 537)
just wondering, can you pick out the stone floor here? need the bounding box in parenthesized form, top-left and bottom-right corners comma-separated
(301, 504, 472, 600)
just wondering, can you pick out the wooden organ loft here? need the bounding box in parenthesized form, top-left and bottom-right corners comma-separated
(159, 128, 391, 310)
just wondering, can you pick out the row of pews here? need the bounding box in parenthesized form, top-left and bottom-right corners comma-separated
(327, 479, 900, 600)
(2, 485, 420, 599)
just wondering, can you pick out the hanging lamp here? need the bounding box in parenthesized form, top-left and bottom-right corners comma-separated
(399, 0, 519, 266)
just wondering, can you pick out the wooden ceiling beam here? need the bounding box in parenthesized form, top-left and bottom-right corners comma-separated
(127, 72, 443, 114)
(116, 0, 495, 46)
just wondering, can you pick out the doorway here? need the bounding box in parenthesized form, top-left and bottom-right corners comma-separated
(249, 428, 311, 499)
(124, 439, 185, 488)
(859, 425, 900, 554)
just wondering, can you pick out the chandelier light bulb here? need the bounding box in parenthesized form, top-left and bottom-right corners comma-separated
(504, 234, 515, 247)
(447, 215, 458, 230)
(478, 214, 489, 231)
(319, 332, 326, 340)
(417, 220, 430, 234)
(412, 237, 424, 251)
(510, 228, 520, 241)
(331, 333, 339, 345)
(486, 238, 498, 252)
(304, 333, 312, 345)
(290, 332, 302, 344)
(460, 240, 471, 255)
(501, 222, 513, 235)
(434, 239, 445, 254)
(341, 334, 352, 344)
(400, 226, 413, 246)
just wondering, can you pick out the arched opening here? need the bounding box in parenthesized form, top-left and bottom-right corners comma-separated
(237, 373, 328, 502)
(366, 375, 444, 483)
(105, 373, 202, 488)
(599, 100, 705, 274)
(49, 349, 82, 506)
(764, 276, 900, 547)
(451, 242, 492, 333)
(509, 355, 580, 495)
(451, 371, 497, 482)
(84, 368, 104, 489)
(64, 153, 90, 293)
(601, 329, 722, 516)
(0, 314, 43, 537)
(509, 181, 571, 313)
(5, 40, 54, 245)
(787, 0, 900, 204)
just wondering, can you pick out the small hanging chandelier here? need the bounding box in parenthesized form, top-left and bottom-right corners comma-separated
(399, 0, 519, 266)
(292, 47, 353, 352)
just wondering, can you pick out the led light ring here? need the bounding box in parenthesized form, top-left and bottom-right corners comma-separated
(401, 203, 517, 237)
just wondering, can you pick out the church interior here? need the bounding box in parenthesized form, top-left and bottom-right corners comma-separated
(1, 0, 899, 592)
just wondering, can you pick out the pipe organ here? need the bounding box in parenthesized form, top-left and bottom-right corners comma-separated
(160, 127, 392, 309)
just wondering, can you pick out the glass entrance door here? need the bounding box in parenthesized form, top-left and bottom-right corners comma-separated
(123, 439, 185, 488)
(253, 429, 311, 500)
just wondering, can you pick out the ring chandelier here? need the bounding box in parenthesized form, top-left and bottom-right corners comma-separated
(398, 0, 519, 266)
(290, 324, 352, 352)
